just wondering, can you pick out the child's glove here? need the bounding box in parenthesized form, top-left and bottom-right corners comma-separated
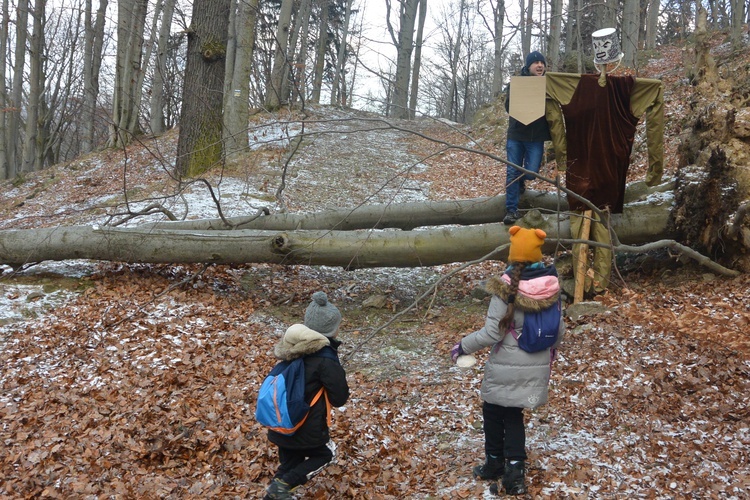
(450, 342, 464, 363)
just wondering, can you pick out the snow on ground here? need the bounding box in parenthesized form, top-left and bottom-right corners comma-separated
(1, 105, 749, 498)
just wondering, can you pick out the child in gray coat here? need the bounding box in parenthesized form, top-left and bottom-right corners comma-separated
(450, 226, 564, 495)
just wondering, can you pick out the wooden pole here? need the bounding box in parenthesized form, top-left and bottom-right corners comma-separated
(574, 210, 593, 303)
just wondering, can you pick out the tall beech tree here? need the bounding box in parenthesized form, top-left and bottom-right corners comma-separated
(175, 0, 231, 178)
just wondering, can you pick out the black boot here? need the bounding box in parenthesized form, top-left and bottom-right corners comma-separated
(472, 455, 504, 480)
(501, 460, 527, 495)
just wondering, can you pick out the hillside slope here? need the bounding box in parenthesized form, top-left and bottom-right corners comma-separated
(0, 38, 749, 499)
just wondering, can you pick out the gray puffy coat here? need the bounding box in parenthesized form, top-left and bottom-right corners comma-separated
(460, 270, 564, 409)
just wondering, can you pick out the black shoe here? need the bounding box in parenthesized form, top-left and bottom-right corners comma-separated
(502, 460, 527, 495)
(473, 456, 505, 480)
(519, 183, 526, 194)
(265, 479, 293, 500)
(503, 210, 522, 225)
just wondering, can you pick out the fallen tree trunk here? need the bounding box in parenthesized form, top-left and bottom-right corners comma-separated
(142, 180, 675, 232)
(0, 198, 674, 268)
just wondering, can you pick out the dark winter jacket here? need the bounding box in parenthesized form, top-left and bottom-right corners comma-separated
(267, 324, 349, 450)
(459, 264, 564, 409)
(504, 68, 552, 143)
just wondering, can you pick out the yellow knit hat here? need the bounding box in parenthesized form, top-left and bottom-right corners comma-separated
(508, 225, 547, 263)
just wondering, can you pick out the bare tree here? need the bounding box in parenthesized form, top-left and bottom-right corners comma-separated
(387, 0, 419, 119)
(149, 0, 176, 136)
(0, 0, 8, 178)
(81, 0, 108, 153)
(175, 0, 231, 177)
(645, 0, 659, 49)
(408, 0, 427, 117)
(481, 0, 506, 97)
(21, 0, 44, 173)
(520, 0, 533, 56)
(622, 0, 640, 67)
(291, 0, 313, 103)
(331, 0, 353, 106)
(265, 0, 294, 109)
(729, 0, 747, 48)
(107, 0, 148, 148)
(548, 0, 562, 70)
(7, 0, 29, 178)
(223, 0, 258, 156)
(447, 0, 466, 121)
(310, 0, 329, 104)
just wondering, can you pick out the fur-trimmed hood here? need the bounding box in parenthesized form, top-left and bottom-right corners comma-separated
(274, 324, 331, 361)
(484, 266, 560, 312)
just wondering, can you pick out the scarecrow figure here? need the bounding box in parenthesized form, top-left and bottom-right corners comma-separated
(544, 28, 665, 298)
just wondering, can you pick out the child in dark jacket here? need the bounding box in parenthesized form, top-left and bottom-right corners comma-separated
(264, 292, 350, 500)
(450, 226, 564, 495)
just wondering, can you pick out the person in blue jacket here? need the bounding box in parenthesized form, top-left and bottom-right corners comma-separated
(503, 51, 552, 225)
(264, 292, 349, 500)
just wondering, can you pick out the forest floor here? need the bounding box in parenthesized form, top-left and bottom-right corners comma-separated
(0, 37, 749, 499)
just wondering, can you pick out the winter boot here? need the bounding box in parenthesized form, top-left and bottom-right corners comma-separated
(264, 478, 293, 500)
(472, 455, 505, 480)
(501, 460, 527, 495)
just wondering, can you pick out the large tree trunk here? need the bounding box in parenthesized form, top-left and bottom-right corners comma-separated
(389, 0, 418, 119)
(490, 0, 505, 97)
(407, 0, 426, 118)
(548, 0, 562, 70)
(0, 0, 9, 179)
(175, 0, 231, 177)
(149, 0, 175, 136)
(107, 0, 148, 148)
(222, 0, 258, 156)
(310, 0, 329, 104)
(265, 0, 294, 109)
(7, 0, 28, 178)
(330, 0, 353, 106)
(81, 0, 108, 153)
(21, 0, 44, 173)
(622, 0, 640, 67)
(0, 186, 676, 268)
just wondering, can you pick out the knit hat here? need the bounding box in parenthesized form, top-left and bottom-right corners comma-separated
(304, 291, 342, 337)
(525, 51, 546, 69)
(508, 225, 547, 263)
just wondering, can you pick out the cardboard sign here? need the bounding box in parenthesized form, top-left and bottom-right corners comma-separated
(509, 75, 546, 125)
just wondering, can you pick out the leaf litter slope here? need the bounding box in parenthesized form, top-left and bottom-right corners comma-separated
(1, 72, 750, 499)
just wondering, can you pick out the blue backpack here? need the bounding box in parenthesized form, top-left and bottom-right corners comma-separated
(255, 350, 336, 435)
(510, 299, 562, 353)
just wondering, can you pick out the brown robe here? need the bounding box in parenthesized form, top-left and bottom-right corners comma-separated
(560, 74, 639, 213)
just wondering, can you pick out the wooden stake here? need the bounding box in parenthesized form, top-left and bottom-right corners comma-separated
(574, 210, 593, 303)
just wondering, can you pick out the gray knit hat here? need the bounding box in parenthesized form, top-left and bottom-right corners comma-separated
(304, 291, 342, 337)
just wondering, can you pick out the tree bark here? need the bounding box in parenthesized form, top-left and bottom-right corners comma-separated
(331, 0, 353, 106)
(0, 0, 9, 179)
(291, 0, 312, 103)
(548, 0, 562, 70)
(0, 185, 676, 268)
(490, 0, 505, 97)
(222, 0, 257, 156)
(107, 0, 148, 148)
(150, 0, 175, 136)
(8, 0, 28, 178)
(521, 0, 532, 56)
(265, 0, 294, 109)
(175, 0, 231, 177)
(21, 0, 44, 173)
(81, 0, 108, 153)
(407, 0, 426, 117)
(622, 0, 640, 67)
(144, 181, 674, 232)
(389, 0, 418, 119)
(645, 0, 659, 49)
(310, 0, 329, 104)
